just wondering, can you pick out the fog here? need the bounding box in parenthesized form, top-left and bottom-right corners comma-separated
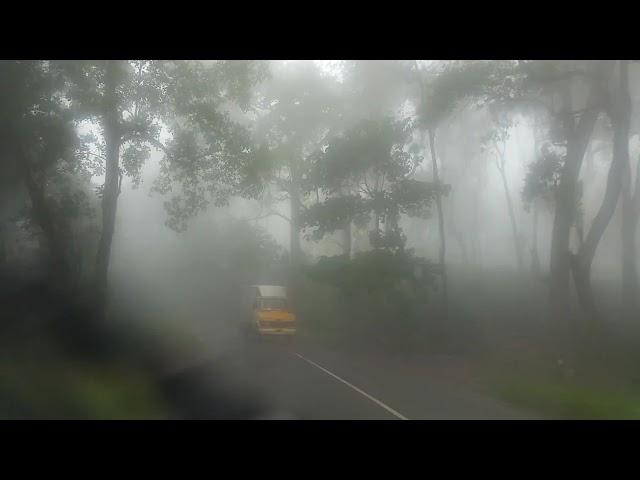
(2, 60, 640, 419)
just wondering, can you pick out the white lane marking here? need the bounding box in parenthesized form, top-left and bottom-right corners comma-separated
(294, 352, 409, 420)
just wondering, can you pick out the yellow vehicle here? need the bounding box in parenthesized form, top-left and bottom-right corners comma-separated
(242, 285, 296, 339)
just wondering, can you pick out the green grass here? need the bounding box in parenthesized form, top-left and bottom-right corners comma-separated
(0, 350, 170, 419)
(295, 264, 640, 419)
(488, 376, 640, 419)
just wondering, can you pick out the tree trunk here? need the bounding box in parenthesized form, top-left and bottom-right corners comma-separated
(16, 147, 71, 280)
(621, 171, 639, 315)
(584, 141, 595, 180)
(373, 213, 380, 249)
(428, 128, 448, 306)
(530, 121, 542, 277)
(453, 229, 470, 265)
(340, 184, 352, 258)
(95, 60, 121, 303)
(570, 253, 598, 325)
(289, 181, 302, 266)
(449, 209, 469, 265)
(530, 202, 541, 277)
(447, 191, 469, 265)
(472, 178, 483, 268)
(616, 60, 639, 316)
(621, 156, 639, 316)
(575, 210, 585, 251)
(549, 80, 602, 321)
(570, 62, 628, 322)
(0, 222, 5, 266)
(343, 218, 352, 258)
(497, 163, 524, 271)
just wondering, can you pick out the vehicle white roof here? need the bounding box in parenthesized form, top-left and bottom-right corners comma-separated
(251, 285, 287, 298)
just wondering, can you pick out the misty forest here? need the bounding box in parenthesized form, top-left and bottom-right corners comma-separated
(2, 60, 640, 419)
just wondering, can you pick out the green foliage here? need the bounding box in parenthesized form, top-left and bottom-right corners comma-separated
(368, 221, 407, 253)
(181, 216, 286, 281)
(253, 61, 342, 149)
(145, 61, 267, 228)
(339, 60, 416, 120)
(52, 60, 266, 232)
(522, 141, 585, 242)
(418, 60, 521, 129)
(301, 117, 441, 250)
(0, 61, 79, 172)
(490, 377, 640, 419)
(212, 219, 286, 278)
(305, 250, 436, 297)
(0, 357, 168, 419)
(480, 116, 514, 152)
(392, 178, 447, 218)
(242, 61, 345, 224)
(315, 117, 420, 189)
(0, 61, 98, 273)
(215, 60, 270, 112)
(121, 141, 151, 188)
(522, 144, 564, 211)
(301, 196, 370, 241)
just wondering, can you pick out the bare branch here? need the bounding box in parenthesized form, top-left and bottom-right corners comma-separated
(122, 126, 171, 158)
(84, 151, 106, 161)
(249, 209, 291, 223)
(117, 169, 123, 196)
(519, 61, 598, 85)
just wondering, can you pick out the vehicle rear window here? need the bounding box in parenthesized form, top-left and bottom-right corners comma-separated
(258, 298, 288, 310)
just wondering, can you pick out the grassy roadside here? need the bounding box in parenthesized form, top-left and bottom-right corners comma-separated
(0, 351, 170, 419)
(479, 370, 640, 419)
(293, 266, 640, 420)
(470, 338, 640, 420)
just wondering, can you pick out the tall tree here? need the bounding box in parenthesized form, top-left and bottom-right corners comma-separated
(434, 110, 492, 267)
(57, 60, 266, 305)
(516, 61, 612, 321)
(518, 61, 632, 324)
(412, 60, 516, 303)
(301, 117, 438, 255)
(249, 61, 342, 265)
(481, 113, 525, 270)
(527, 113, 549, 277)
(618, 60, 639, 315)
(413, 63, 453, 305)
(0, 60, 90, 282)
(413, 60, 620, 323)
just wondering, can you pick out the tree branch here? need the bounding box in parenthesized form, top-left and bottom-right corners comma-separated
(122, 126, 171, 158)
(519, 61, 598, 85)
(117, 169, 124, 196)
(250, 210, 291, 223)
(84, 151, 106, 161)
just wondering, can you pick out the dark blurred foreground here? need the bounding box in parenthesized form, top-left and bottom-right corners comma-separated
(3, 253, 640, 419)
(0, 262, 282, 419)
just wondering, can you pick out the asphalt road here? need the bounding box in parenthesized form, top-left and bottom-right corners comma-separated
(200, 337, 539, 420)
(109, 279, 537, 419)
